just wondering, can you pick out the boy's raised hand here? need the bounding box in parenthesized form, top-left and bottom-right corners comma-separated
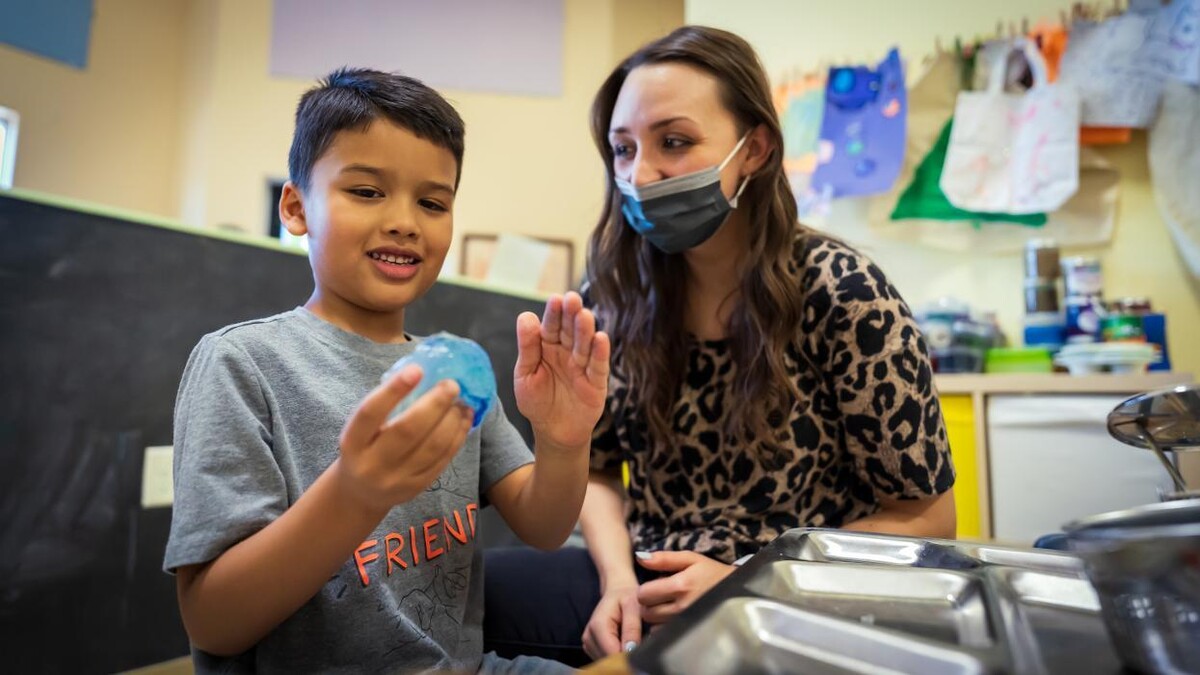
(335, 365, 473, 514)
(513, 291, 610, 450)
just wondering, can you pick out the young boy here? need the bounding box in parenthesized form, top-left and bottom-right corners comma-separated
(164, 67, 609, 674)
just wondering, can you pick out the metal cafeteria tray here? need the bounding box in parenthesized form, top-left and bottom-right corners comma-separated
(629, 528, 1121, 675)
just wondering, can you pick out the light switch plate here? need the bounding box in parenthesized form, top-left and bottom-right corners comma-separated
(142, 445, 175, 508)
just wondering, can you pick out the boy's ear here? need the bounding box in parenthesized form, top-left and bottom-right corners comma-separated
(279, 181, 309, 236)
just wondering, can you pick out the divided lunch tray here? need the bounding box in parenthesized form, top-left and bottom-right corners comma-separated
(628, 528, 1123, 674)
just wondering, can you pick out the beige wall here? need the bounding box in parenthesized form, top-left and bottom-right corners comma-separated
(1, 0, 683, 277)
(688, 0, 1200, 377)
(0, 0, 187, 218)
(174, 0, 683, 276)
(611, 0, 689, 68)
(6, 0, 1189, 375)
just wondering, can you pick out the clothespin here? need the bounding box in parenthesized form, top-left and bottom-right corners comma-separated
(935, 35, 944, 55)
(1059, 9, 1069, 26)
(1021, 16, 1030, 34)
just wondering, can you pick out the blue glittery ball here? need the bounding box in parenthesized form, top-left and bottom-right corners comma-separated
(381, 333, 495, 429)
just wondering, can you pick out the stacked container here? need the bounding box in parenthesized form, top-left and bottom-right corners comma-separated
(1022, 239, 1067, 349)
(1061, 256, 1106, 344)
(1019, 240, 1169, 373)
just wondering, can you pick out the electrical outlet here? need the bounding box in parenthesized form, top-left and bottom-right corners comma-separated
(142, 445, 174, 508)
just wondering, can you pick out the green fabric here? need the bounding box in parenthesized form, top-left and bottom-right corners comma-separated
(890, 118, 1048, 226)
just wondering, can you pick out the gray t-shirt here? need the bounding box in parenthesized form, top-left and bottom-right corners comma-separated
(164, 308, 534, 674)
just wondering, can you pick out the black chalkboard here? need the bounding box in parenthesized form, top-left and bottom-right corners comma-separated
(0, 193, 542, 673)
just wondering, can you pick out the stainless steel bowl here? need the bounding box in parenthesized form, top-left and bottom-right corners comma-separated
(1064, 500, 1200, 675)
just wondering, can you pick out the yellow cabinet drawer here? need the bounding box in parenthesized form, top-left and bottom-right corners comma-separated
(941, 394, 981, 539)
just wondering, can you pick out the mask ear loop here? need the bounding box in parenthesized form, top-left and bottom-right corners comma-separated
(721, 133, 752, 208)
(729, 174, 751, 208)
(718, 133, 751, 171)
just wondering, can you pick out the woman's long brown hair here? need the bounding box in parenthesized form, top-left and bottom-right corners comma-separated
(587, 26, 811, 463)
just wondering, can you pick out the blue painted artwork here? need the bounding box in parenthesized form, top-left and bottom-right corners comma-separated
(0, 0, 94, 69)
(811, 48, 907, 199)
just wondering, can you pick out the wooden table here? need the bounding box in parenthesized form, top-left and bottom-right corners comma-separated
(582, 652, 632, 674)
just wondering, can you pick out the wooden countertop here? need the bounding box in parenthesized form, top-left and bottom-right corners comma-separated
(935, 372, 1193, 395)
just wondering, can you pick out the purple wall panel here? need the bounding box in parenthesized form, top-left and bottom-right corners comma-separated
(270, 0, 563, 96)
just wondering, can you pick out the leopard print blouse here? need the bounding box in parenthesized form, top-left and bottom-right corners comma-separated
(588, 233, 955, 564)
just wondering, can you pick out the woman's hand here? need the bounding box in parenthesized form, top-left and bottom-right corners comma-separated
(513, 291, 610, 451)
(635, 552, 735, 624)
(582, 583, 642, 660)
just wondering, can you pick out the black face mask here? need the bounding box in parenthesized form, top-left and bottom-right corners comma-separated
(615, 135, 750, 254)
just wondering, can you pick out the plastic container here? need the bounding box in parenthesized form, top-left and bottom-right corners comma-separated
(1142, 313, 1172, 372)
(1065, 295, 1105, 344)
(934, 347, 986, 374)
(917, 298, 970, 353)
(1023, 312, 1066, 350)
(1100, 312, 1145, 342)
(1110, 297, 1152, 314)
(1062, 256, 1103, 298)
(1054, 343, 1160, 375)
(951, 318, 998, 351)
(1024, 278, 1059, 313)
(1024, 239, 1061, 279)
(984, 347, 1053, 374)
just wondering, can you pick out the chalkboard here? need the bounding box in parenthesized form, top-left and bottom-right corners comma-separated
(0, 193, 543, 673)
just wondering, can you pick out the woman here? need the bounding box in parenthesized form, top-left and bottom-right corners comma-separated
(484, 25, 955, 665)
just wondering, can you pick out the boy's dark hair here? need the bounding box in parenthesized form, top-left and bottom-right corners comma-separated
(288, 67, 465, 191)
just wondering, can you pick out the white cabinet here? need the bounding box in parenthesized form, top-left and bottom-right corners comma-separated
(935, 372, 1193, 540)
(986, 394, 1175, 543)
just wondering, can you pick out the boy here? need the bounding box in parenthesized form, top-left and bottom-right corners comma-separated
(164, 67, 609, 674)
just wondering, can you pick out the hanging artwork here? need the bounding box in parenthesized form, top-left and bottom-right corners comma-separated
(810, 48, 907, 200)
(1149, 81, 1200, 279)
(866, 51, 1048, 231)
(0, 0, 93, 69)
(773, 71, 828, 217)
(1136, 0, 1200, 85)
(892, 118, 1048, 226)
(1059, 15, 1165, 128)
(874, 50, 1118, 253)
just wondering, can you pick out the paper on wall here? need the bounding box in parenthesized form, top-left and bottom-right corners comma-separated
(1137, 0, 1200, 85)
(484, 234, 553, 292)
(1059, 16, 1165, 127)
(1149, 81, 1200, 279)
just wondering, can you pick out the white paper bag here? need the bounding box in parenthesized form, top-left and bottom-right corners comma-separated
(941, 39, 1080, 214)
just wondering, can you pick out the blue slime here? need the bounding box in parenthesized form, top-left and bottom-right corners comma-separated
(382, 333, 495, 429)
